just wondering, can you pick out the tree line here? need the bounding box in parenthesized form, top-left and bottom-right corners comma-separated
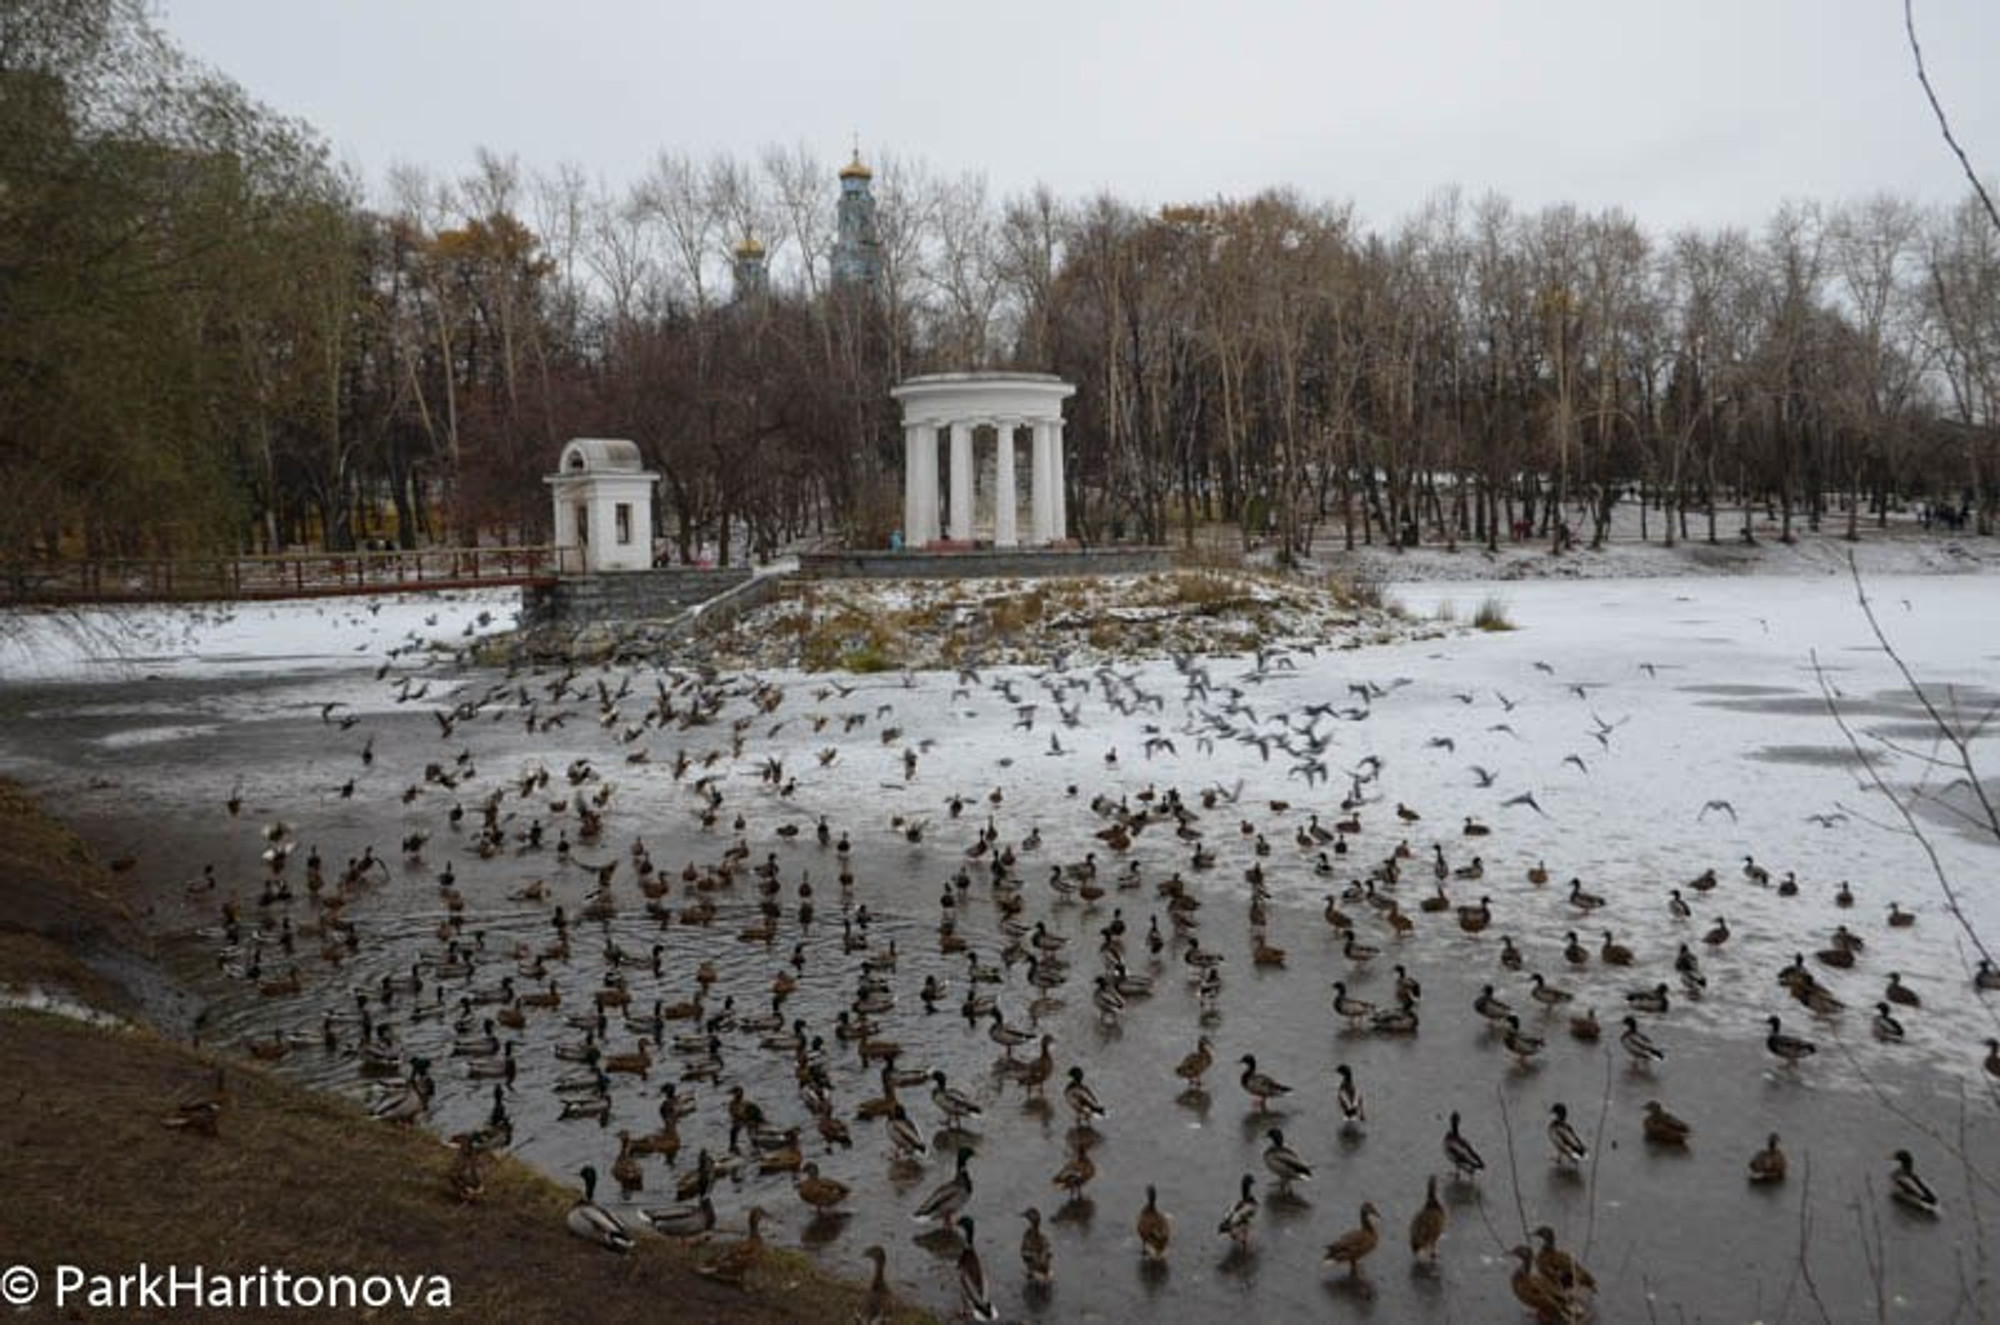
(5, 0, 1996, 566)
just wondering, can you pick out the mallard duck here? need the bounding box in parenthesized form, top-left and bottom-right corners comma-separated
(1569, 1007, 1601, 1042)
(1529, 973, 1573, 1009)
(1766, 1015, 1818, 1066)
(1872, 1003, 1907, 1043)
(1548, 1103, 1588, 1167)
(1975, 959, 2000, 992)
(796, 1161, 850, 1213)
(1835, 880, 1855, 908)
(1567, 879, 1605, 911)
(695, 1205, 770, 1285)
(1019, 1206, 1053, 1287)
(1262, 1128, 1313, 1191)
(611, 1130, 645, 1192)
(1474, 984, 1513, 1025)
(1063, 1066, 1108, 1126)
(1323, 1201, 1381, 1279)
(914, 1147, 975, 1223)
(1331, 981, 1376, 1028)
(1562, 932, 1590, 967)
(1370, 998, 1420, 1036)
(1667, 889, 1692, 920)
(1620, 1016, 1665, 1067)
(1408, 1174, 1446, 1261)
(1498, 935, 1524, 970)
(1052, 1141, 1097, 1199)
(1239, 1055, 1293, 1113)
(956, 1215, 1000, 1321)
(1137, 1184, 1172, 1262)
(1510, 1244, 1579, 1324)
(1503, 1015, 1545, 1066)
(1176, 1035, 1215, 1090)
(643, 1194, 716, 1238)
(1642, 1100, 1691, 1147)
(567, 1165, 634, 1252)
(1884, 972, 1922, 1008)
(1443, 1111, 1485, 1180)
(1748, 1133, 1787, 1184)
(1887, 902, 1916, 928)
(1217, 1174, 1259, 1249)
(858, 1245, 894, 1325)
(1891, 1149, 1940, 1216)
(1743, 855, 1771, 886)
(1626, 983, 1670, 1015)
(1335, 1063, 1365, 1128)
(1600, 932, 1635, 966)
(1533, 1224, 1597, 1292)
(1986, 1039, 2000, 1080)
(1527, 861, 1550, 886)
(1703, 916, 1731, 947)
(930, 1071, 983, 1127)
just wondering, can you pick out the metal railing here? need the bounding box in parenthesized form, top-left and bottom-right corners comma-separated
(0, 545, 578, 605)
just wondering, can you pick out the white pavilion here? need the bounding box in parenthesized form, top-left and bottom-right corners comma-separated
(889, 372, 1075, 548)
(545, 438, 659, 572)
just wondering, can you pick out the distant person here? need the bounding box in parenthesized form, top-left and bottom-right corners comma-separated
(889, 529, 904, 551)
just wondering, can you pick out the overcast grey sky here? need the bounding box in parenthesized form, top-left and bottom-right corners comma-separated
(158, 0, 1999, 235)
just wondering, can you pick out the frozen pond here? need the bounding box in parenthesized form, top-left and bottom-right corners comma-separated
(2, 571, 1997, 1322)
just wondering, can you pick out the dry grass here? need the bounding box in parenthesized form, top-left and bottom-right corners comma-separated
(1472, 595, 1517, 631)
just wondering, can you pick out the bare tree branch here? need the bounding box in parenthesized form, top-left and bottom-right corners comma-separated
(1905, 0, 2000, 237)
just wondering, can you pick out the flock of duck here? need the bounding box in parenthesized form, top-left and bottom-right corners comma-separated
(168, 636, 2000, 1323)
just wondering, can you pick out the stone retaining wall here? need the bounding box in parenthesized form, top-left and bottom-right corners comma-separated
(519, 568, 753, 631)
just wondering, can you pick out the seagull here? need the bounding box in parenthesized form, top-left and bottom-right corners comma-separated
(1698, 800, 1737, 822)
(1502, 791, 1549, 817)
(1805, 812, 1847, 828)
(1468, 766, 1498, 788)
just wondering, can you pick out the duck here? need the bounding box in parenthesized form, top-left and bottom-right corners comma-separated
(694, 1205, 770, 1285)
(610, 1130, 645, 1192)
(1217, 1174, 1259, 1250)
(1408, 1175, 1446, 1262)
(1891, 1149, 1940, 1216)
(1885, 973, 1922, 1008)
(1322, 1201, 1381, 1280)
(1499, 935, 1524, 970)
(1137, 1184, 1172, 1262)
(1563, 932, 1591, 967)
(1986, 1039, 2000, 1080)
(1510, 1244, 1579, 1324)
(885, 1103, 928, 1163)
(1262, 1128, 1313, 1192)
(1642, 1100, 1691, 1147)
(1748, 1133, 1787, 1184)
(1335, 1063, 1365, 1128)
(1443, 1111, 1485, 1181)
(1569, 1007, 1601, 1042)
(1620, 1016, 1665, 1067)
(642, 1194, 717, 1238)
(956, 1215, 1000, 1321)
(1529, 973, 1574, 1009)
(1567, 879, 1605, 911)
(1533, 1225, 1597, 1293)
(1175, 1035, 1215, 1090)
(1703, 916, 1731, 947)
(1977, 959, 2000, 992)
(566, 1165, 634, 1252)
(1331, 982, 1376, 1028)
(1625, 983, 1670, 1016)
(1548, 1103, 1589, 1167)
(1600, 932, 1635, 966)
(1887, 902, 1916, 928)
(1019, 1206, 1053, 1288)
(1239, 1055, 1293, 1113)
(1051, 1140, 1097, 1200)
(1528, 861, 1550, 885)
(1063, 1066, 1108, 1126)
(1503, 1015, 1545, 1066)
(930, 1071, 983, 1127)
(796, 1162, 850, 1214)
(1872, 1003, 1907, 1043)
(913, 1147, 975, 1223)
(858, 1245, 894, 1324)
(1667, 889, 1692, 920)
(1474, 984, 1513, 1025)
(1766, 1015, 1818, 1066)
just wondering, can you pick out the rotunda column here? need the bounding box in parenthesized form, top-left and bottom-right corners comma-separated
(993, 421, 1019, 547)
(949, 420, 974, 543)
(1029, 419, 1052, 544)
